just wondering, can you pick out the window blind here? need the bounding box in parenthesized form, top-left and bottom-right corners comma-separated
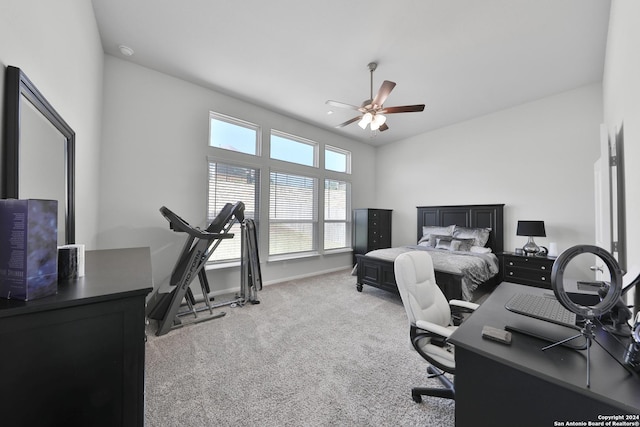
(324, 179, 349, 250)
(269, 171, 317, 255)
(207, 161, 259, 262)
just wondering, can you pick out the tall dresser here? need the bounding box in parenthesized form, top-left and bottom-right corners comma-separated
(352, 208, 392, 265)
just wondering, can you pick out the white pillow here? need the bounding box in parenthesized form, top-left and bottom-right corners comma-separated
(470, 246, 492, 254)
(453, 226, 492, 247)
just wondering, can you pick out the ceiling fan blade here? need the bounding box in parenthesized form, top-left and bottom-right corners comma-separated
(326, 100, 361, 111)
(335, 116, 362, 128)
(380, 104, 426, 114)
(372, 80, 396, 107)
(378, 123, 389, 132)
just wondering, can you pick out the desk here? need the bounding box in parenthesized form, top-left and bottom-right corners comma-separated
(449, 282, 640, 427)
(0, 247, 153, 427)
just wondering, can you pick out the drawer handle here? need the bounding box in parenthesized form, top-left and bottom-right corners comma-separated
(509, 262, 514, 266)
(509, 272, 513, 276)
(541, 277, 546, 281)
(541, 266, 546, 270)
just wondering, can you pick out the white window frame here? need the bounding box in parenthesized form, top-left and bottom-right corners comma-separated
(324, 179, 351, 251)
(209, 111, 261, 156)
(324, 144, 351, 174)
(207, 111, 353, 265)
(270, 129, 319, 168)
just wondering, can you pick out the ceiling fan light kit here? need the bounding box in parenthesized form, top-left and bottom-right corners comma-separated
(370, 113, 387, 131)
(326, 62, 425, 133)
(358, 112, 373, 129)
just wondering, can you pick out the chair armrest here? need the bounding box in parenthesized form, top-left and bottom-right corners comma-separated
(415, 320, 453, 338)
(449, 300, 479, 311)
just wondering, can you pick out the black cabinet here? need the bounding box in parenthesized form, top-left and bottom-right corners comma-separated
(501, 252, 556, 288)
(352, 209, 392, 265)
(0, 247, 153, 427)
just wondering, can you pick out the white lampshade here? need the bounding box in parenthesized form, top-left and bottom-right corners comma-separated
(370, 113, 386, 131)
(358, 112, 373, 129)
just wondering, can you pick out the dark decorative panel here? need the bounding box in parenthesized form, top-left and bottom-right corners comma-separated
(417, 204, 504, 253)
(441, 210, 470, 228)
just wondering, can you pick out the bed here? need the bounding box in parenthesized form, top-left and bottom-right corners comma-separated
(355, 204, 504, 302)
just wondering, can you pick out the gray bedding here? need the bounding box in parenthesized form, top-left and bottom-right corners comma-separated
(363, 246, 499, 301)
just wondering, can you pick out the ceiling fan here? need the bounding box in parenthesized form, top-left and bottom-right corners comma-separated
(326, 62, 425, 132)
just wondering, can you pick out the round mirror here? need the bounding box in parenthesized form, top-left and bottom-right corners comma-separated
(551, 245, 623, 318)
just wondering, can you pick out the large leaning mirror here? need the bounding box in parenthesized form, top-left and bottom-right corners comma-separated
(2, 66, 75, 245)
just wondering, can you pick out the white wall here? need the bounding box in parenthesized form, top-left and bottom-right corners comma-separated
(99, 56, 377, 293)
(0, 1, 621, 301)
(0, 0, 104, 247)
(603, 0, 640, 306)
(375, 84, 603, 255)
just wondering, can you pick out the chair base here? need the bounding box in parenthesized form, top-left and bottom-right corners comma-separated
(411, 366, 455, 403)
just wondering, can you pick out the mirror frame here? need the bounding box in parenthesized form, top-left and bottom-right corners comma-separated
(2, 65, 75, 243)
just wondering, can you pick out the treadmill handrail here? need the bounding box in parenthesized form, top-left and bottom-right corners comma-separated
(206, 201, 245, 233)
(160, 206, 233, 240)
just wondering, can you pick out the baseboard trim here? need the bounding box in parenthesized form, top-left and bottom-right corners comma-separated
(204, 265, 352, 298)
(262, 265, 352, 287)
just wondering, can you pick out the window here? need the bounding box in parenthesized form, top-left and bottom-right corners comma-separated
(208, 112, 352, 263)
(325, 145, 351, 173)
(207, 161, 260, 262)
(270, 130, 317, 167)
(269, 171, 317, 256)
(324, 179, 350, 250)
(209, 112, 259, 156)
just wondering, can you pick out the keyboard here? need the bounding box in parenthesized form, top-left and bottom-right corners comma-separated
(505, 293, 577, 328)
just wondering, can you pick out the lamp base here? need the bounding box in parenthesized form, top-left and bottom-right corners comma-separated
(522, 236, 539, 256)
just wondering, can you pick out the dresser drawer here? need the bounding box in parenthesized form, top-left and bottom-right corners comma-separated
(368, 230, 380, 247)
(367, 222, 389, 249)
(504, 256, 553, 272)
(368, 218, 381, 230)
(504, 266, 552, 285)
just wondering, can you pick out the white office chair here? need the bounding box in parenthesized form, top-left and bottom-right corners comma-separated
(394, 250, 479, 402)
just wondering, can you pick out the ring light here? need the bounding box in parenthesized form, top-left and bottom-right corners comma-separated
(551, 245, 623, 319)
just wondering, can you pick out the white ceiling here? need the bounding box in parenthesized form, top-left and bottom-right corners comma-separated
(90, 0, 611, 146)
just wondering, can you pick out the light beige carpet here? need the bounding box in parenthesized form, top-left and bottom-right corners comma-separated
(145, 270, 456, 426)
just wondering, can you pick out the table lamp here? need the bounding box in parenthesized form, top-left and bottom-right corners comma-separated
(516, 220, 546, 256)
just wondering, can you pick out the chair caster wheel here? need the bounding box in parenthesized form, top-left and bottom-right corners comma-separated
(412, 393, 422, 403)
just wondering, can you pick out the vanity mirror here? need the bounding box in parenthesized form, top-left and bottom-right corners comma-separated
(2, 66, 75, 244)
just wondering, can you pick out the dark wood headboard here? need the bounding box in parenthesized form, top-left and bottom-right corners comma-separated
(417, 204, 505, 253)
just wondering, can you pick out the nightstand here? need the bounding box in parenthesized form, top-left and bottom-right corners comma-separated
(500, 252, 556, 289)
